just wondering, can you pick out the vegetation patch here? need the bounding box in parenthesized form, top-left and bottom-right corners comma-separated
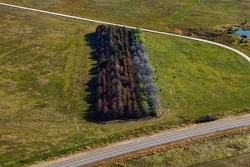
(192, 152, 250, 167)
(195, 115, 217, 123)
(94, 25, 142, 120)
(227, 27, 239, 34)
(93, 25, 158, 121)
(130, 29, 159, 116)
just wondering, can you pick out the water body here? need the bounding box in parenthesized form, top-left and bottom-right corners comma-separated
(234, 28, 250, 38)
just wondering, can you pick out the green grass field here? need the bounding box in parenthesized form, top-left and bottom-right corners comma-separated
(145, 33, 250, 118)
(0, 6, 98, 166)
(1, 0, 250, 30)
(0, 2, 250, 166)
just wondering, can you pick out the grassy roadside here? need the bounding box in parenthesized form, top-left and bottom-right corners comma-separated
(192, 152, 250, 167)
(115, 129, 250, 167)
(1, 5, 250, 167)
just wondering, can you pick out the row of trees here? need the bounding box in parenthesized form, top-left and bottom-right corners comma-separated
(94, 25, 142, 121)
(130, 29, 159, 116)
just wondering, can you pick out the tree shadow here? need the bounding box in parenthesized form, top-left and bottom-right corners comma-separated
(83, 32, 100, 123)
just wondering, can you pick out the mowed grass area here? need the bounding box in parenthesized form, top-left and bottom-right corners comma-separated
(2, 0, 250, 30)
(1, 5, 250, 167)
(144, 33, 250, 119)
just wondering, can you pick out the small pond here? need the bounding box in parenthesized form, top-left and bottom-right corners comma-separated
(233, 27, 250, 38)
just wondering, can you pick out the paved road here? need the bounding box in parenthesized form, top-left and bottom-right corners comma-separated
(48, 117, 250, 167)
(0, 2, 250, 63)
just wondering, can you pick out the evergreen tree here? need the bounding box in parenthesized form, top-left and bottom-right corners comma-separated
(111, 101, 118, 118)
(96, 86, 103, 99)
(95, 98, 103, 116)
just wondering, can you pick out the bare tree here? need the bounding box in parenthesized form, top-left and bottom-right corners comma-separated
(130, 39, 159, 116)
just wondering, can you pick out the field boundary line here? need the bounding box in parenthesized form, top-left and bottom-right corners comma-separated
(0, 2, 250, 63)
